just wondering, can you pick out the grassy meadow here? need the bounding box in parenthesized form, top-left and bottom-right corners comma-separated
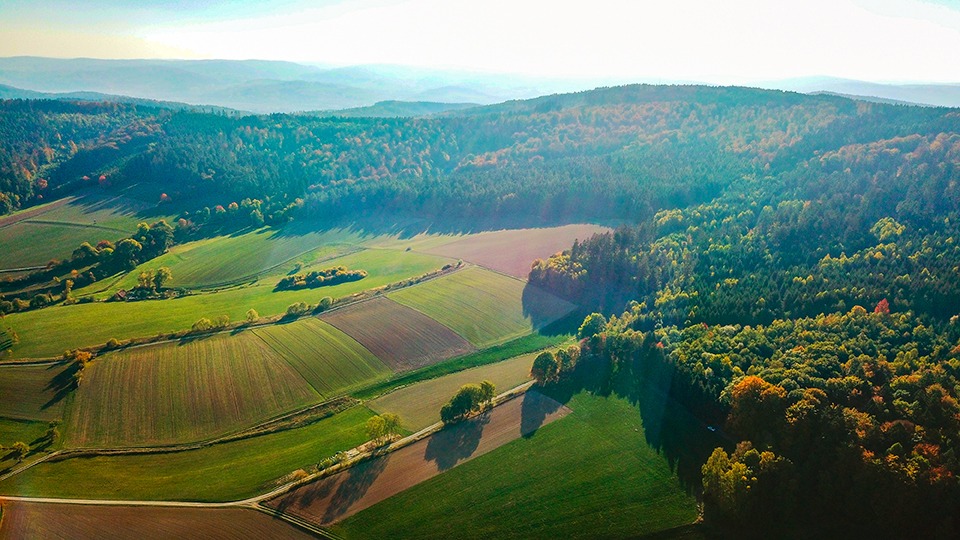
(388, 266, 574, 348)
(0, 405, 375, 502)
(0, 193, 159, 270)
(5, 248, 449, 358)
(334, 391, 698, 539)
(82, 226, 365, 294)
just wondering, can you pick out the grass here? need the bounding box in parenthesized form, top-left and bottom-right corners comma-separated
(389, 266, 574, 348)
(0, 364, 72, 421)
(0, 405, 375, 502)
(5, 248, 449, 358)
(353, 332, 569, 400)
(0, 418, 50, 448)
(369, 352, 539, 430)
(253, 318, 391, 398)
(64, 332, 319, 448)
(334, 391, 699, 539)
(83, 226, 364, 294)
(0, 194, 153, 270)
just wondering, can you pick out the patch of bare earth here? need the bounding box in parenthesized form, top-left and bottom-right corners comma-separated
(267, 390, 570, 525)
(0, 502, 316, 540)
(319, 297, 475, 371)
(420, 224, 610, 278)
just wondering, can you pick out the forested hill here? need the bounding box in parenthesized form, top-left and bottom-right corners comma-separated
(2, 85, 956, 229)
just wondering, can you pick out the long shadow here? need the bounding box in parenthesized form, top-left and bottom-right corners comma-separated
(42, 362, 78, 410)
(424, 412, 491, 471)
(320, 455, 389, 523)
(519, 390, 563, 438)
(539, 351, 726, 495)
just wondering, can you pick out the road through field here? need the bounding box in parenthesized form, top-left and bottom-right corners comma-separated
(267, 390, 571, 526)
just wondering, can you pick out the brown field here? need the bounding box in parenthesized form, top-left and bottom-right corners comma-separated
(419, 224, 610, 278)
(369, 352, 539, 430)
(0, 501, 316, 540)
(320, 297, 475, 372)
(268, 390, 571, 525)
(0, 363, 72, 422)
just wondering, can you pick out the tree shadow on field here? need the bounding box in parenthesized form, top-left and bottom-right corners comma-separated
(519, 390, 563, 439)
(320, 455, 389, 524)
(42, 362, 79, 410)
(424, 412, 491, 472)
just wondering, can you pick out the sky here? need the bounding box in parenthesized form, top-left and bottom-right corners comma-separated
(2, 0, 959, 84)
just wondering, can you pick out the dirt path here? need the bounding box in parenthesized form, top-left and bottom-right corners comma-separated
(267, 390, 571, 526)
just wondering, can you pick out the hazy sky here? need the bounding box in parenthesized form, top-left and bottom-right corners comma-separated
(2, 0, 959, 83)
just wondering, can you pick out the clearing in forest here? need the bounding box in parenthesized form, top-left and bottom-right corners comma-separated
(320, 297, 475, 372)
(388, 266, 574, 348)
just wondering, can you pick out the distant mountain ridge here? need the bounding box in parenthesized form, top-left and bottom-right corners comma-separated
(0, 57, 591, 113)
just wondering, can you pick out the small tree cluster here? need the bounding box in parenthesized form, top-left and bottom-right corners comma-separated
(530, 345, 580, 385)
(366, 413, 402, 446)
(440, 381, 496, 424)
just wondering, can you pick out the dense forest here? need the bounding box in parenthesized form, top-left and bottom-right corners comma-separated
(2, 85, 960, 535)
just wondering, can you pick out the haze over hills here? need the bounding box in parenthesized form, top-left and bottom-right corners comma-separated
(0, 57, 605, 113)
(763, 76, 960, 108)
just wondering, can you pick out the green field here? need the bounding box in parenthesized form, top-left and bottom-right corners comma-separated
(388, 266, 574, 348)
(64, 333, 319, 447)
(5, 249, 449, 358)
(0, 364, 71, 422)
(369, 352, 538, 430)
(84, 226, 365, 294)
(0, 418, 50, 449)
(0, 405, 375, 502)
(0, 194, 154, 270)
(334, 392, 698, 539)
(254, 318, 391, 397)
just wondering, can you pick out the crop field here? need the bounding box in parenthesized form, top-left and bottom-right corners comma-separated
(369, 352, 539, 430)
(416, 224, 611, 278)
(64, 332, 319, 447)
(0, 418, 49, 450)
(0, 193, 152, 270)
(388, 266, 574, 348)
(333, 392, 699, 539)
(269, 391, 571, 526)
(4, 248, 449, 359)
(0, 364, 71, 422)
(0, 502, 317, 540)
(253, 318, 391, 397)
(320, 297, 475, 371)
(92, 225, 365, 293)
(0, 405, 375, 502)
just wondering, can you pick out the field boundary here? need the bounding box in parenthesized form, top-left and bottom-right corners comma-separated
(0, 380, 538, 508)
(1, 262, 466, 364)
